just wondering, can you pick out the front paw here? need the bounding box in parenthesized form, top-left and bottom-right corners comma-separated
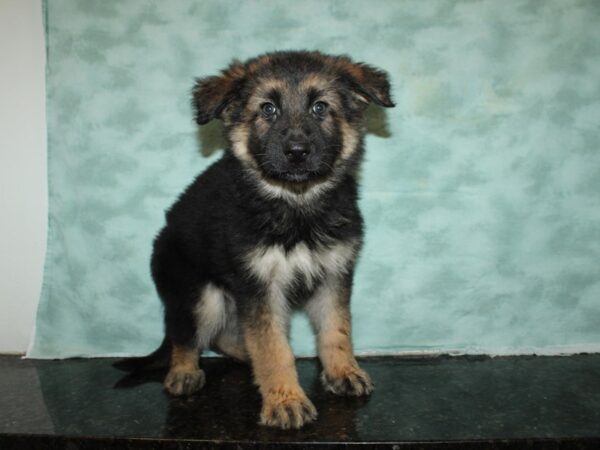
(164, 368, 206, 396)
(260, 391, 318, 429)
(321, 367, 374, 396)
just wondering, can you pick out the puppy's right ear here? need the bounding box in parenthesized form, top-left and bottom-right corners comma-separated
(192, 61, 245, 125)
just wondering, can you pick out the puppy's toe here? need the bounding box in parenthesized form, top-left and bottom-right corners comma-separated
(260, 394, 317, 429)
(321, 367, 374, 396)
(164, 368, 206, 396)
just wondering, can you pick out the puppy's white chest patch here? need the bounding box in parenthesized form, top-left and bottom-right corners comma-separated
(245, 241, 357, 290)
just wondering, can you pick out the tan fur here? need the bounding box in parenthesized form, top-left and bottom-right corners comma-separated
(314, 292, 357, 379)
(254, 173, 337, 202)
(170, 344, 199, 372)
(244, 308, 317, 429)
(164, 344, 206, 396)
(340, 120, 360, 160)
(298, 74, 342, 105)
(244, 317, 298, 397)
(230, 124, 254, 165)
(298, 72, 328, 90)
(254, 77, 288, 97)
(247, 79, 288, 113)
(306, 279, 373, 396)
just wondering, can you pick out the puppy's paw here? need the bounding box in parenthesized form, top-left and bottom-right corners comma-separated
(321, 367, 374, 396)
(164, 368, 206, 396)
(260, 390, 318, 429)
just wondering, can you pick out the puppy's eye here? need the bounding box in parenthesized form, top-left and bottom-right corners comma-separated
(311, 101, 328, 115)
(261, 102, 277, 117)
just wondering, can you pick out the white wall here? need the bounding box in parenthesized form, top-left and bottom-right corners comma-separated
(0, 0, 46, 353)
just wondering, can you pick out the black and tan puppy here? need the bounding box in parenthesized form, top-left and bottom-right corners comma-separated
(120, 51, 394, 429)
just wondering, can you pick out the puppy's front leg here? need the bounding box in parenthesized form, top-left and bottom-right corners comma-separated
(307, 279, 374, 396)
(244, 303, 317, 429)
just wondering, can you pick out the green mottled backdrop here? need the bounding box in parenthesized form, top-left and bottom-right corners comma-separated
(29, 0, 600, 357)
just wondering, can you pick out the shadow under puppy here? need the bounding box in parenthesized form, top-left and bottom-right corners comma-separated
(119, 51, 394, 429)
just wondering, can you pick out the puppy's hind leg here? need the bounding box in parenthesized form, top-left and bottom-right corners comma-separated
(165, 344, 205, 396)
(151, 230, 209, 397)
(165, 282, 236, 395)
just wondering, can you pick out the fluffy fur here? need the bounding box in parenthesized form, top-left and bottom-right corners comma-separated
(116, 50, 394, 429)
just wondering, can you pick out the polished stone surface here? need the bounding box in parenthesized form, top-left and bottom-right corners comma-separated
(1, 354, 600, 448)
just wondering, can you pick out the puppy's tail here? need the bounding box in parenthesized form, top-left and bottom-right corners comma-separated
(112, 337, 171, 373)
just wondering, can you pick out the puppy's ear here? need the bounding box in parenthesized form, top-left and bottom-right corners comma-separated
(192, 61, 246, 125)
(336, 57, 395, 108)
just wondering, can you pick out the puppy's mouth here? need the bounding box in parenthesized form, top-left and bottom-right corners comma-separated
(270, 164, 335, 184)
(277, 168, 313, 183)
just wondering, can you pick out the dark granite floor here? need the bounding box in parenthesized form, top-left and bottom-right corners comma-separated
(0, 354, 599, 449)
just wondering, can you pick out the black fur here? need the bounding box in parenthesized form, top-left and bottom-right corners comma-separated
(152, 151, 364, 344)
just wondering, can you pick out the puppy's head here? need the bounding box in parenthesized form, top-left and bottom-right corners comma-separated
(192, 51, 394, 187)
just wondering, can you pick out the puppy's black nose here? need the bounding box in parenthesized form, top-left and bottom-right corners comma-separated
(284, 141, 310, 162)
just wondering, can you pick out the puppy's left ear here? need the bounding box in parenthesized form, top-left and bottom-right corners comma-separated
(192, 61, 246, 125)
(338, 58, 395, 108)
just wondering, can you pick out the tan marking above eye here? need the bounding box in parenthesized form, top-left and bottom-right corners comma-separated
(299, 73, 334, 91)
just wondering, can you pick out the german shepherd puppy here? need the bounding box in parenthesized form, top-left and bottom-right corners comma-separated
(118, 51, 394, 429)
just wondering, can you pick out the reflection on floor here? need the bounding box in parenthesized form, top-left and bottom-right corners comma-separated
(1, 354, 599, 448)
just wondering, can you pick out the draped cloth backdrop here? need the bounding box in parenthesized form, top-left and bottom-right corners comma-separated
(29, 0, 600, 358)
